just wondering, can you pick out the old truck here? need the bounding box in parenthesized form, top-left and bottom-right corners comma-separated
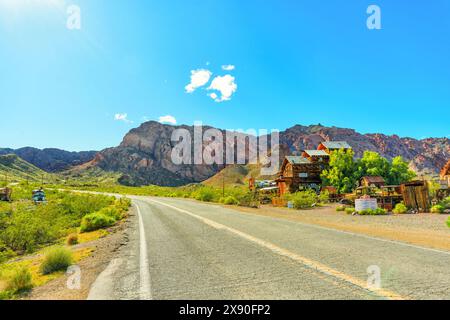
(0, 187, 12, 202)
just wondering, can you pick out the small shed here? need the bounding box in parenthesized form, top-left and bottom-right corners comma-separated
(401, 181, 430, 213)
(317, 141, 352, 154)
(360, 176, 385, 188)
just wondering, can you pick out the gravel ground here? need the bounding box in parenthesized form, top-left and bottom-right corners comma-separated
(232, 203, 450, 251)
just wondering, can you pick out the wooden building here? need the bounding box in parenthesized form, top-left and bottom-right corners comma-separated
(301, 150, 330, 163)
(276, 156, 324, 194)
(360, 176, 385, 188)
(317, 141, 352, 154)
(401, 181, 430, 213)
(441, 160, 450, 187)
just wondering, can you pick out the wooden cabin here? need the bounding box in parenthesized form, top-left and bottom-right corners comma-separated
(360, 176, 385, 188)
(276, 156, 324, 194)
(441, 160, 450, 187)
(317, 141, 352, 154)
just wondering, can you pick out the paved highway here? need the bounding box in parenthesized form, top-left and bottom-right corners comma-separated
(88, 196, 450, 300)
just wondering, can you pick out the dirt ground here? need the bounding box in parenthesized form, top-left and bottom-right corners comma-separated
(232, 203, 450, 251)
(24, 208, 135, 300)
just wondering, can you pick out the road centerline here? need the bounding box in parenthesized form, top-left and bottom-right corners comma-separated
(146, 198, 406, 300)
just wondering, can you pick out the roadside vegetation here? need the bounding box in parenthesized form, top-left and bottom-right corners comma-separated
(0, 183, 130, 299)
(50, 183, 259, 208)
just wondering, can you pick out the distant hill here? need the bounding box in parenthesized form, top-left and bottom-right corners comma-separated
(72, 121, 449, 187)
(0, 147, 97, 172)
(0, 154, 50, 183)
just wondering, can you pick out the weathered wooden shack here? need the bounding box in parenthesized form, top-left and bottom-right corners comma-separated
(401, 181, 430, 213)
(276, 156, 324, 194)
(360, 176, 385, 188)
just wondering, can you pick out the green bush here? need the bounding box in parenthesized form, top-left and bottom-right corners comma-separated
(287, 190, 318, 209)
(336, 205, 345, 212)
(80, 212, 116, 233)
(40, 247, 73, 275)
(318, 190, 330, 204)
(431, 204, 445, 214)
(192, 187, 218, 202)
(6, 266, 33, 293)
(345, 207, 356, 215)
(357, 208, 387, 215)
(447, 217, 450, 228)
(97, 207, 122, 221)
(393, 203, 408, 214)
(221, 196, 239, 205)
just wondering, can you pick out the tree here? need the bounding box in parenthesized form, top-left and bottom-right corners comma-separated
(356, 151, 390, 178)
(321, 149, 358, 194)
(388, 156, 416, 185)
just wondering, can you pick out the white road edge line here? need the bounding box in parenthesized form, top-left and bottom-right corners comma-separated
(136, 203, 152, 300)
(147, 198, 406, 300)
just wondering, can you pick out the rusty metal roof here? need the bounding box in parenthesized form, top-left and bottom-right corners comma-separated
(285, 156, 311, 164)
(320, 141, 352, 150)
(303, 150, 329, 157)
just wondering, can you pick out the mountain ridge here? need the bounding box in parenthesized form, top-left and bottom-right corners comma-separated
(79, 121, 449, 186)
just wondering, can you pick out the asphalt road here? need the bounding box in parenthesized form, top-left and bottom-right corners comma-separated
(88, 196, 450, 300)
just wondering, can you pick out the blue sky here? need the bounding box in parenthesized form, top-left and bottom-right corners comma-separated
(0, 0, 449, 151)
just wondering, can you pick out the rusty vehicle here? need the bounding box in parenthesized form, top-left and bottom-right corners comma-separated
(0, 187, 12, 202)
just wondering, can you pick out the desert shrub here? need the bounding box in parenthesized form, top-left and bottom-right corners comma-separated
(357, 208, 387, 215)
(431, 204, 445, 214)
(318, 190, 330, 204)
(66, 234, 78, 246)
(288, 190, 318, 209)
(80, 212, 116, 233)
(345, 207, 356, 215)
(40, 247, 73, 275)
(6, 266, 33, 293)
(336, 205, 345, 212)
(58, 193, 115, 219)
(393, 203, 408, 214)
(221, 196, 239, 205)
(440, 197, 450, 209)
(115, 197, 132, 213)
(0, 206, 57, 253)
(97, 207, 122, 221)
(447, 217, 450, 228)
(192, 187, 218, 202)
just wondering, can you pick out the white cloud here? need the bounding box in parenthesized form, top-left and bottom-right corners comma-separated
(114, 113, 133, 123)
(185, 69, 212, 93)
(158, 115, 177, 125)
(207, 75, 237, 102)
(222, 64, 235, 71)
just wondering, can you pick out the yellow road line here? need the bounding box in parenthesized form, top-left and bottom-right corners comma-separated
(147, 198, 406, 300)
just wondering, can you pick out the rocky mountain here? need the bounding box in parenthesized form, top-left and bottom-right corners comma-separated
(81, 121, 449, 186)
(0, 147, 97, 172)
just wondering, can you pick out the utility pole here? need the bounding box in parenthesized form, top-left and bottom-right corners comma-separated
(222, 168, 225, 198)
